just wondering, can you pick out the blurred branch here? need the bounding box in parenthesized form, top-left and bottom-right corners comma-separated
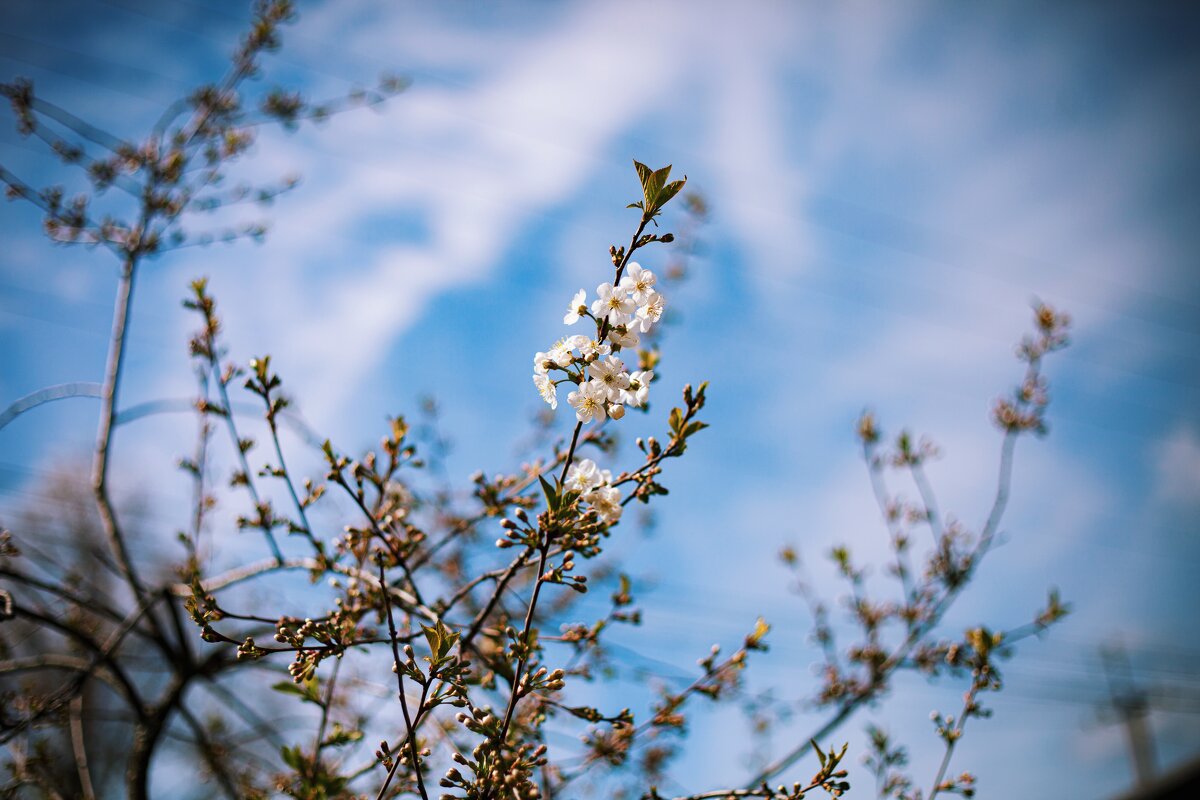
(0, 382, 103, 430)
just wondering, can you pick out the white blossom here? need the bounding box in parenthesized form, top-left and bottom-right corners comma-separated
(533, 374, 557, 409)
(624, 370, 653, 407)
(548, 339, 574, 367)
(577, 337, 611, 361)
(533, 351, 552, 375)
(565, 458, 612, 493)
(591, 282, 635, 325)
(563, 289, 588, 325)
(609, 324, 639, 349)
(620, 262, 657, 304)
(588, 355, 630, 401)
(636, 291, 665, 333)
(567, 379, 608, 423)
(608, 403, 625, 420)
(584, 485, 623, 524)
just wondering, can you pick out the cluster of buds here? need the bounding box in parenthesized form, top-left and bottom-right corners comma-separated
(440, 742, 548, 800)
(517, 666, 567, 698)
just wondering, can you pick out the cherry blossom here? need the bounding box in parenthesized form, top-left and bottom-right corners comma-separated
(565, 458, 611, 493)
(576, 337, 609, 361)
(533, 374, 557, 409)
(588, 355, 631, 401)
(563, 289, 588, 325)
(636, 291, 665, 333)
(591, 281, 635, 325)
(624, 369, 653, 407)
(620, 262, 657, 304)
(567, 379, 608, 423)
(584, 485, 623, 524)
(609, 324, 640, 349)
(548, 339, 574, 367)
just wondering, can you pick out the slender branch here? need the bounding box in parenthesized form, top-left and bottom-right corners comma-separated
(91, 257, 153, 607)
(20, 90, 128, 153)
(928, 679, 983, 799)
(863, 440, 917, 607)
(265, 406, 318, 552)
(460, 548, 534, 652)
(492, 537, 552, 747)
(557, 421, 585, 486)
(376, 557, 430, 800)
(187, 368, 213, 558)
(0, 382, 103, 430)
(909, 461, 944, 545)
(68, 695, 98, 800)
(207, 349, 284, 562)
(312, 654, 341, 782)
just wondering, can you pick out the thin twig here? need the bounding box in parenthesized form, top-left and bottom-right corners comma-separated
(376, 557, 430, 800)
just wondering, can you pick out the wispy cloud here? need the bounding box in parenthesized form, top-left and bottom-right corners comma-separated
(1153, 425, 1200, 509)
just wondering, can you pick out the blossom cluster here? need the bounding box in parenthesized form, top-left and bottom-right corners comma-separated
(532, 262, 663, 422)
(565, 458, 622, 524)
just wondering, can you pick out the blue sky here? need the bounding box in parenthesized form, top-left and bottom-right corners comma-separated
(2, 1, 1199, 796)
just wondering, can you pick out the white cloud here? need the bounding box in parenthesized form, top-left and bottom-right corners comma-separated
(1153, 426, 1200, 508)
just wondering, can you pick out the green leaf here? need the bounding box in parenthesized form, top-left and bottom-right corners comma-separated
(634, 160, 652, 188)
(422, 623, 442, 660)
(559, 487, 581, 511)
(668, 407, 683, 436)
(422, 619, 459, 662)
(280, 744, 305, 771)
(656, 178, 686, 209)
(813, 739, 826, 768)
(271, 681, 307, 699)
(442, 629, 461, 658)
(436, 619, 459, 658)
(643, 164, 672, 207)
(539, 472, 559, 513)
(272, 678, 321, 705)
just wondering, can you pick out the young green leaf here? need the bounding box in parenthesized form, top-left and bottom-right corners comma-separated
(538, 472, 559, 513)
